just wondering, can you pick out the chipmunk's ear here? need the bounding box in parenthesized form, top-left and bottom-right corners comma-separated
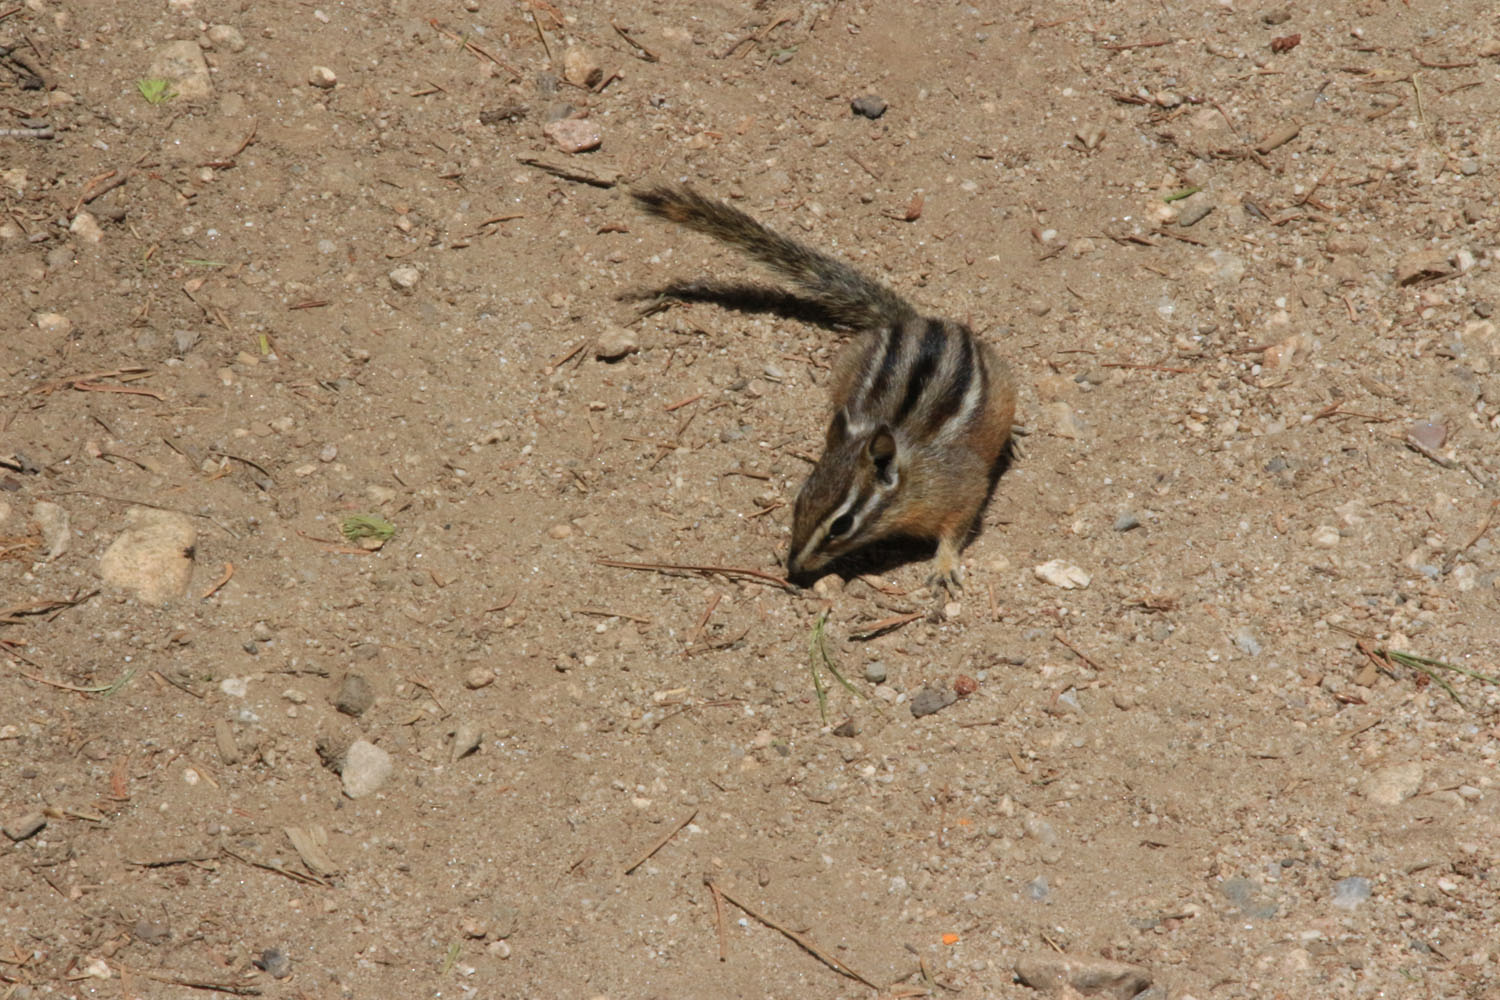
(867, 425, 898, 486)
(826, 408, 850, 448)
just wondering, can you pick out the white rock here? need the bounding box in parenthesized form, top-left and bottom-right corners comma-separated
(562, 46, 602, 88)
(341, 740, 392, 798)
(1361, 762, 1424, 806)
(33, 312, 71, 336)
(98, 507, 197, 605)
(149, 39, 213, 100)
(220, 677, 249, 697)
(1033, 559, 1091, 590)
(1311, 525, 1341, 547)
(70, 211, 103, 243)
(594, 325, 638, 360)
(31, 501, 70, 560)
(308, 65, 337, 89)
(388, 265, 421, 292)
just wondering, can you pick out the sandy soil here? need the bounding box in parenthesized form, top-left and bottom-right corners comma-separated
(3, 1, 1500, 998)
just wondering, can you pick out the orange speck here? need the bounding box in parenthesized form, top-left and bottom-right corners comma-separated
(956, 817, 973, 827)
(941, 933, 960, 946)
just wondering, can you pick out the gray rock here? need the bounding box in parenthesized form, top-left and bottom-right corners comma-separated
(1231, 626, 1263, 656)
(1013, 953, 1152, 1000)
(850, 94, 887, 119)
(1221, 877, 1279, 919)
(1175, 191, 1214, 226)
(334, 674, 374, 717)
(341, 739, 392, 798)
(909, 686, 957, 718)
(1113, 511, 1141, 532)
(132, 918, 170, 945)
(254, 948, 291, 979)
(1331, 876, 1372, 911)
(864, 661, 888, 684)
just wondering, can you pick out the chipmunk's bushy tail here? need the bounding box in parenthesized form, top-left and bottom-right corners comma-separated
(633, 185, 917, 329)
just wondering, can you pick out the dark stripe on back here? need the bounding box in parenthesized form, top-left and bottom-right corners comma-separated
(919, 328, 973, 436)
(894, 319, 947, 425)
(862, 320, 908, 408)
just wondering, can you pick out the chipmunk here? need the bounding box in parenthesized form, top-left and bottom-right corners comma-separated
(632, 185, 1016, 592)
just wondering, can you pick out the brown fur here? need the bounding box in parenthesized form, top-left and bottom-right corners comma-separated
(632, 185, 1016, 590)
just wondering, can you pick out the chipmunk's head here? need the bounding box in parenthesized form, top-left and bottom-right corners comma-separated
(787, 409, 905, 583)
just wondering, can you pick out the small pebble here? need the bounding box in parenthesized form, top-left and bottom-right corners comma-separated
(1175, 192, 1214, 226)
(1361, 762, 1423, 806)
(1394, 249, 1452, 285)
(1406, 419, 1447, 452)
(561, 46, 602, 88)
(254, 948, 292, 979)
(341, 739, 393, 799)
(334, 674, 374, 717)
(308, 66, 337, 89)
(595, 326, 639, 360)
(1014, 955, 1152, 999)
(864, 661, 887, 684)
(70, 211, 103, 243)
(465, 667, 495, 689)
(451, 721, 483, 761)
(1113, 511, 1141, 532)
(543, 118, 602, 153)
(132, 919, 170, 945)
(487, 939, 512, 959)
(1331, 876, 1372, 911)
(1033, 559, 1091, 590)
(954, 674, 979, 697)
(1310, 525, 1341, 548)
(1231, 626, 1263, 657)
(3, 812, 46, 842)
(388, 265, 421, 292)
(910, 686, 958, 718)
(547, 523, 573, 539)
(319, 443, 338, 462)
(206, 24, 247, 52)
(850, 94, 887, 119)
(33, 312, 71, 336)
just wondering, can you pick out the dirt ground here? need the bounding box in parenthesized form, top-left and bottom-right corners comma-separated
(3, 1, 1500, 997)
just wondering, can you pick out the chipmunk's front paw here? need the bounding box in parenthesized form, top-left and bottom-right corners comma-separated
(925, 567, 963, 596)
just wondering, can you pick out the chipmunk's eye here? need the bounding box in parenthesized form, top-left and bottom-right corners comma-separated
(828, 513, 854, 539)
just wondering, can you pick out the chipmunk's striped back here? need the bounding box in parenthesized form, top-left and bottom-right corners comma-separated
(632, 185, 1016, 591)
